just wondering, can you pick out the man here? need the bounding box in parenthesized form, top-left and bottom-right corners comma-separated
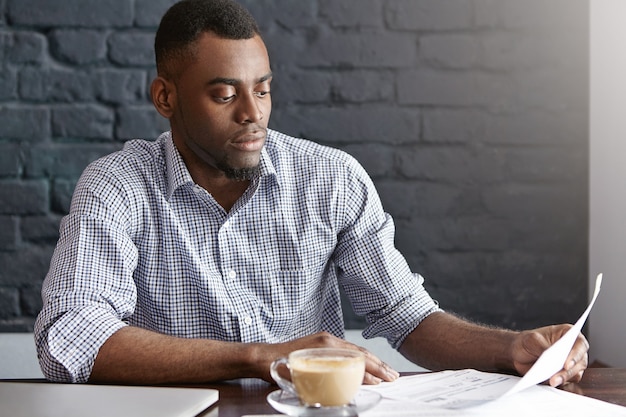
(35, 0, 588, 387)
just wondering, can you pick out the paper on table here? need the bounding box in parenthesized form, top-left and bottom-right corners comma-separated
(363, 370, 520, 408)
(363, 273, 603, 409)
(361, 380, 626, 417)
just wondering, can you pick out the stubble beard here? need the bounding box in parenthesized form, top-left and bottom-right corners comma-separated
(216, 160, 261, 181)
(181, 128, 261, 181)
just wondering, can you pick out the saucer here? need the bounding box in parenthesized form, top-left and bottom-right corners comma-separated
(266, 389, 382, 417)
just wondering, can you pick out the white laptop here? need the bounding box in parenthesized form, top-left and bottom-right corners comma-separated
(0, 382, 218, 417)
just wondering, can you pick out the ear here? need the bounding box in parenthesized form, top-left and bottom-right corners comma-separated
(151, 76, 176, 118)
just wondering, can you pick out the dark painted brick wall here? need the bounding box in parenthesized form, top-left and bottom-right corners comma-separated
(0, 0, 589, 332)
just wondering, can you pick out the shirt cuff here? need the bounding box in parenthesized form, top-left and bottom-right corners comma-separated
(362, 285, 443, 349)
(44, 306, 127, 383)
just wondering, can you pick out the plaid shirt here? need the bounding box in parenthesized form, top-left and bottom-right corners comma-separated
(35, 130, 440, 382)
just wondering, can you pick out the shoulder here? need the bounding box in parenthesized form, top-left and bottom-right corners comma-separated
(72, 136, 167, 215)
(79, 136, 166, 190)
(87, 138, 164, 178)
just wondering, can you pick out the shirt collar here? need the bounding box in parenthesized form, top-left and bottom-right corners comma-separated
(163, 131, 278, 201)
(163, 132, 192, 201)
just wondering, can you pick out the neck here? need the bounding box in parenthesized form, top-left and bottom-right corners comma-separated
(173, 134, 252, 212)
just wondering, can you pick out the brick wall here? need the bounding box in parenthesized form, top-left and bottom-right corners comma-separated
(0, 0, 588, 332)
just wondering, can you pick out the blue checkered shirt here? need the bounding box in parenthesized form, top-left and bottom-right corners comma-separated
(34, 130, 440, 382)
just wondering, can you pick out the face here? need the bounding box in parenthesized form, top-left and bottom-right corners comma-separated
(155, 32, 272, 181)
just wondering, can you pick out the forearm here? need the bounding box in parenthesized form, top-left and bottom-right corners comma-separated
(399, 311, 518, 373)
(89, 326, 264, 384)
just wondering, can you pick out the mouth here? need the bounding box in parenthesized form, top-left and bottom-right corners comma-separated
(230, 129, 266, 152)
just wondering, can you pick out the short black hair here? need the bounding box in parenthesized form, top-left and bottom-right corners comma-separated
(155, 0, 260, 78)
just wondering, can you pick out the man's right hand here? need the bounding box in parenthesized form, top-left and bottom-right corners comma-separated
(254, 331, 399, 385)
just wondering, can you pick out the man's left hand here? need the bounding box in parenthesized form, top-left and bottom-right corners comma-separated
(511, 324, 589, 387)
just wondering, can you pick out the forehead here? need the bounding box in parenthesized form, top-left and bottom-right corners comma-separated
(179, 32, 271, 82)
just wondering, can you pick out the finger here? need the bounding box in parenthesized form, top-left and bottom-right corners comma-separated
(368, 359, 399, 383)
(574, 369, 585, 383)
(363, 362, 399, 385)
(363, 371, 383, 385)
(549, 374, 565, 388)
(558, 337, 589, 385)
(564, 336, 590, 371)
(365, 362, 400, 382)
(360, 349, 399, 383)
(549, 354, 588, 387)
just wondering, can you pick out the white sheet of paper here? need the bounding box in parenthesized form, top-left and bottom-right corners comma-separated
(363, 273, 605, 410)
(363, 370, 519, 408)
(361, 381, 626, 416)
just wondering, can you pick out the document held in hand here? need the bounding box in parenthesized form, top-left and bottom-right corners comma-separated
(363, 273, 605, 410)
(503, 272, 603, 397)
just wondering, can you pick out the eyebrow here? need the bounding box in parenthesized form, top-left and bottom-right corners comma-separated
(208, 72, 273, 86)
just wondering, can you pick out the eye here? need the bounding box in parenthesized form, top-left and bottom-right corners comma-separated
(214, 95, 235, 103)
(255, 90, 270, 98)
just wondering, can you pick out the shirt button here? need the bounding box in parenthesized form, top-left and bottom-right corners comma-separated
(243, 316, 253, 325)
(227, 270, 237, 279)
(193, 185, 203, 194)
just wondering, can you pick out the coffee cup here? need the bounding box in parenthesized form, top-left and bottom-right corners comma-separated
(269, 348, 365, 407)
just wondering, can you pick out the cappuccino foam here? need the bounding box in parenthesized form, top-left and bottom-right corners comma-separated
(291, 356, 364, 407)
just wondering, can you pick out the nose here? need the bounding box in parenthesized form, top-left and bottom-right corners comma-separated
(236, 92, 264, 124)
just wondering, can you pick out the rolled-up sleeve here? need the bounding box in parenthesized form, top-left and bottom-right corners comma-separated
(333, 158, 441, 349)
(35, 166, 138, 382)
